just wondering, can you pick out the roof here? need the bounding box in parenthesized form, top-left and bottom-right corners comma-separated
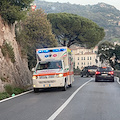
(75, 52, 96, 55)
(84, 52, 96, 55)
(70, 45, 85, 50)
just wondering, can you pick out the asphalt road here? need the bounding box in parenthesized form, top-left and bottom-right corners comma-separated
(0, 76, 120, 120)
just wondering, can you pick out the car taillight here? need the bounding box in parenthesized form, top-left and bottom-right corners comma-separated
(95, 71, 101, 75)
(88, 69, 90, 72)
(108, 71, 114, 75)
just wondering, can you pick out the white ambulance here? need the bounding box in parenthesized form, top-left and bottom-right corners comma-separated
(32, 47, 74, 92)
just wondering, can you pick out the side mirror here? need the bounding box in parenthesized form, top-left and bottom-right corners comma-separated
(32, 68, 35, 72)
(111, 68, 114, 70)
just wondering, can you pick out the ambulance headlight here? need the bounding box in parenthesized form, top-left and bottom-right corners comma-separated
(58, 74, 63, 77)
(32, 76, 38, 79)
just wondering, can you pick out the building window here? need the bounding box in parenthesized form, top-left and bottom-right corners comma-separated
(84, 57, 85, 60)
(78, 62, 79, 65)
(87, 57, 89, 60)
(90, 57, 91, 60)
(84, 62, 85, 65)
(81, 62, 83, 65)
(88, 62, 89, 65)
(78, 57, 79, 60)
(81, 57, 83, 60)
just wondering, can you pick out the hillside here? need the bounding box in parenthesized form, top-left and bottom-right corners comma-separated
(0, 16, 32, 92)
(34, 0, 120, 42)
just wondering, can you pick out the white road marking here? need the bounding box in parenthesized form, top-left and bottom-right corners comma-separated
(47, 78, 93, 120)
(116, 77, 120, 84)
(0, 90, 33, 103)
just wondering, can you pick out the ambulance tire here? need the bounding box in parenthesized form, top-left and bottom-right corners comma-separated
(34, 88, 39, 93)
(62, 80, 67, 91)
(68, 84, 72, 87)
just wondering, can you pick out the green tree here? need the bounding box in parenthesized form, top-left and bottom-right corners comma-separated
(114, 45, 120, 70)
(47, 13, 105, 48)
(16, 9, 57, 69)
(0, 0, 33, 24)
(114, 45, 120, 61)
(97, 41, 115, 69)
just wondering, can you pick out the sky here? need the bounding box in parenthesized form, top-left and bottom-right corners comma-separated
(45, 0, 120, 10)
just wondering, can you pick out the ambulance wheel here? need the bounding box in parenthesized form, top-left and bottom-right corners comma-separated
(68, 84, 72, 87)
(34, 88, 39, 93)
(62, 80, 67, 91)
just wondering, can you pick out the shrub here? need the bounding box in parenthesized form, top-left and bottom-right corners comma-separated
(4, 84, 13, 95)
(1, 77, 7, 82)
(4, 84, 25, 95)
(12, 87, 24, 95)
(0, 92, 10, 100)
(0, 85, 26, 100)
(74, 66, 81, 75)
(1, 42, 15, 63)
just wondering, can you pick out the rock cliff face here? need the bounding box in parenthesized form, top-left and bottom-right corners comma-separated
(0, 16, 32, 92)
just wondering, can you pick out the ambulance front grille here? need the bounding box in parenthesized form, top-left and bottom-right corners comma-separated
(39, 75, 55, 79)
(39, 80, 55, 84)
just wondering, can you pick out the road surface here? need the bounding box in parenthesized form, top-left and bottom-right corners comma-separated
(0, 76, 120, 120)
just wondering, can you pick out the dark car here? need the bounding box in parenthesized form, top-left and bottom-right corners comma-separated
(81, 66, 98, 77)
(95, 67, 114, 82)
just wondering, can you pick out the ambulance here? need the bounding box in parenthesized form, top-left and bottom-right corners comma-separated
(32, 47, 74, 92)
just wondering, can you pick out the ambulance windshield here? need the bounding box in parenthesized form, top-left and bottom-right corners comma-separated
(36, 60, 62, 70)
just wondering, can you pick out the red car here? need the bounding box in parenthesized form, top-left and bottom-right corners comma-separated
(95, 67, 114, 82)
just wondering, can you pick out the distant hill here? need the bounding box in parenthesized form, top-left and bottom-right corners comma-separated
(34, 0, 120, 42)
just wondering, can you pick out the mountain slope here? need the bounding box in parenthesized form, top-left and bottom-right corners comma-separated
(0, 16, 32, 92)
(34, 0, 120, 41)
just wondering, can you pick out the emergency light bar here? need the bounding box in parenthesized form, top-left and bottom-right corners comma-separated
(37, 48, 66, 54)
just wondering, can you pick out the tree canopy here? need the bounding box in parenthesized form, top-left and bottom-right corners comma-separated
(0, 0, 33, 24)
(16, 9, 57, 69)
(98, 41, 120, 70)
(47, 13, 105, 48)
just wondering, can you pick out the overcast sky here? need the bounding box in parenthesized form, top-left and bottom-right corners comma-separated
(45, 0, 120, 10)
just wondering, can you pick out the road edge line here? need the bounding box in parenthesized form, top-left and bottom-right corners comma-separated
(47, 78, 93, 120)
(116, 77, 120, 84)
(0, 90, 33, 103)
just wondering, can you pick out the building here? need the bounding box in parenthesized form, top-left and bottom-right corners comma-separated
(71, 45, 101, 70)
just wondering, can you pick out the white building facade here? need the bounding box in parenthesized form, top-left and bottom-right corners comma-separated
(71, 46, 101, 70)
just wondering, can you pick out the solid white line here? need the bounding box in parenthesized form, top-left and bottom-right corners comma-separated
(47, 79, 93, 120)
(116, 77, 120, 85)
(0, 90, 33, 103)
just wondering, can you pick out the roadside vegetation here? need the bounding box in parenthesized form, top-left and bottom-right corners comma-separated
(74, 66, 81, 75)
(16, 9, 58, 69)
(47, 13, 105, 48)
(0, 84, 25, 100)
(1, 41, 15, 63)
(0, 0, 33, 24)
(98, 41, 120, 70)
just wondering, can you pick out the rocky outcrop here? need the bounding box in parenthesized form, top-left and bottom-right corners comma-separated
(0, 16, 32, 92)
